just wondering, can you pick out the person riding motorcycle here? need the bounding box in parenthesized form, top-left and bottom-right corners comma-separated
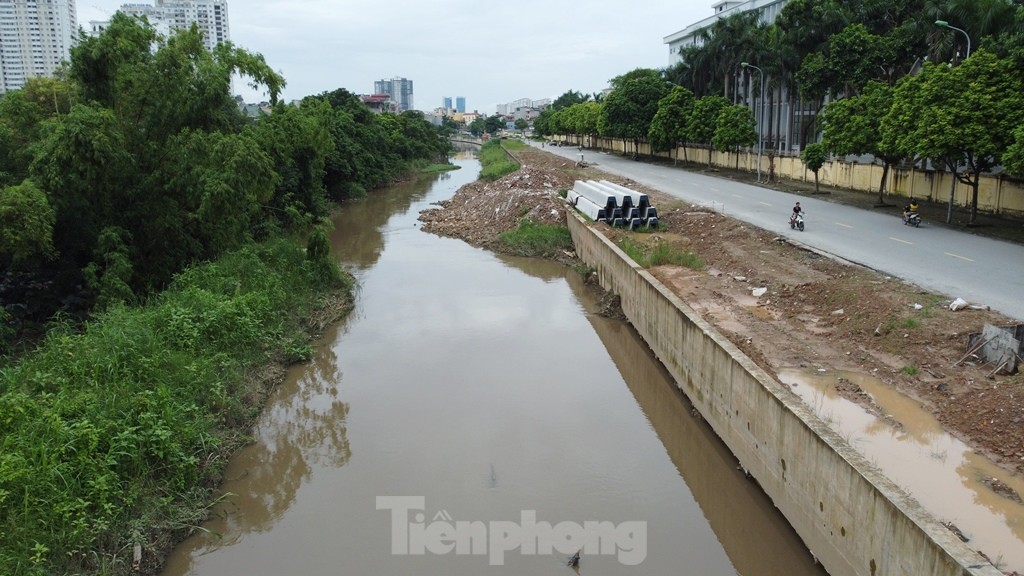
(903, 200, 919, 223)
(790, 202, 802, 225)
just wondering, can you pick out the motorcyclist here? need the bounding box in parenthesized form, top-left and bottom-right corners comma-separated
(790, 202, 802, 225)
(903, 199, 919, 222)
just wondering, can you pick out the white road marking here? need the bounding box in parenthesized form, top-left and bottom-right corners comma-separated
(945, 252, 974, 262)
(889, 237, 913, 245)
(732, 194, 744, 199)
(836, 223, 853, 229)
(759, 201, 772, 207)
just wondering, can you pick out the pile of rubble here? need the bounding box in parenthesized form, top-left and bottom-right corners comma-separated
(418, 165, 572, 247)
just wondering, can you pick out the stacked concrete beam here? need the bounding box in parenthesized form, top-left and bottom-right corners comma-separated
(567, 180, 659, 229)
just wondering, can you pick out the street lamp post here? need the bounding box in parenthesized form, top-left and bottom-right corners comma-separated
(742, 62, 764, 182)
(935, 20, 971, 60)
(935, 20, 972, 224)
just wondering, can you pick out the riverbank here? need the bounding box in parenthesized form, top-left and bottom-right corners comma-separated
(0, 238, 353, 575)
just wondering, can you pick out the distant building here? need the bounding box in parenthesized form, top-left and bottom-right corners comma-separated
(455, 96, 465, 113)
(443, 96, 453, 110)
(0, 0, 79, 94)
(360, 93, 399, 114)
(374, 77, 413, 112)
(89, 1, 230, 53)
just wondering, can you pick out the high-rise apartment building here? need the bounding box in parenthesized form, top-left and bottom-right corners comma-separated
(374, 77, 413, 112)
(0, 0, 79, 94)
(89, 1, 229, 53)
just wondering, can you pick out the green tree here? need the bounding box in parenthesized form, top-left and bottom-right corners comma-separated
(649, 86, 695, 164)
(885, 50, 1024, 223)
(713, 104, 758, 170)
(0, 180, 56, 263)
(484, 114, 505, 135)
(552, 89, 589, 110)
(801, 142, 828, 193)
(468, 117, 486, 136)
(686, 95, 730, 167)
(514, 118, 528, 134)
(822, 80, 904, 204)
(599, 68, 670, 157)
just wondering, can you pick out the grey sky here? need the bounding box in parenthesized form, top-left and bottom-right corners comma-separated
(80, 1, 708, 114)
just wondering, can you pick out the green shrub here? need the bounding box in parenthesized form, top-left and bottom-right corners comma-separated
(498, 220, 573, 257)
(0, 238, 351, 575)
(617, 237, 704, 270)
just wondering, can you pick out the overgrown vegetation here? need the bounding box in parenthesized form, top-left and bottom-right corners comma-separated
(498, 220, 574, 257)
(479, 140, 521, 181)
(617, 236, 705, 269)
(0, 14, 450, 351)
(0, 238, 352, 575)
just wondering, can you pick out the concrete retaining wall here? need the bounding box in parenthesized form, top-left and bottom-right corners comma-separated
(567, 212, 999, 576)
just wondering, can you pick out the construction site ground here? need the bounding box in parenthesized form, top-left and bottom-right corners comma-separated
(418, 144, 1024, 488)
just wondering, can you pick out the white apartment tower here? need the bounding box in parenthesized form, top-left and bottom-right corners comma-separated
(0, 0, 79, 94)
(90, 1, 229, 53)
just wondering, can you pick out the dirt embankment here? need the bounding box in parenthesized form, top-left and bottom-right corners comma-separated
(419, 145, 1024, 481)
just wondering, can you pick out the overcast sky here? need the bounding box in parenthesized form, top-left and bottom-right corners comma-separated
(78, 1, 710, 114)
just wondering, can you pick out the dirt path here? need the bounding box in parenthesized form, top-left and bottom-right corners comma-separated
(420, 145, 1024, 480)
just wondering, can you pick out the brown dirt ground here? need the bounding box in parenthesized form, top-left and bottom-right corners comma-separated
(419, 145, 1024, 485)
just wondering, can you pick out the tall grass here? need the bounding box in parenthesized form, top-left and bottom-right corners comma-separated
(498, 220, 573, 257)
(0, 238, 352, 575)
(479, 140, 520, 181)
(617, 237, 705, 269)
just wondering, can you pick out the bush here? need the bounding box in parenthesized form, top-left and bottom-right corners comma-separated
(0, 238, 351, 575)
(498, 220, 573, 257)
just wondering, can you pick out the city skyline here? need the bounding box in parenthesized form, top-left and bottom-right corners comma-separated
(78, 1, 707, 112)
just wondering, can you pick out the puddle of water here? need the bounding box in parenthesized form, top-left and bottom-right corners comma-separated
(779, 368, 1024, 572)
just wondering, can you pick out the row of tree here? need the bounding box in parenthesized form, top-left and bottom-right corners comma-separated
(534, 0, 1024, 223)
(0, 14, 450, 348)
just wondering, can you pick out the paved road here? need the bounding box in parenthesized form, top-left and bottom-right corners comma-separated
(533, 142, 1024, 321)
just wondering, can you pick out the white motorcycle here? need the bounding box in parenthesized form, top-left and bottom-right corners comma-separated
(789, 212, 805, 231)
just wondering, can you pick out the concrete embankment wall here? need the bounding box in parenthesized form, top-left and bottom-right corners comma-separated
(566, 213, 999, 576)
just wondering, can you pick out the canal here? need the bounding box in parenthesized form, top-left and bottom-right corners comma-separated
(160, 153, 827, 575)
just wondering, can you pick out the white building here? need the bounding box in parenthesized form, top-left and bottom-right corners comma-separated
(0, 0, 78, 94)
(663, 0, 811, 153)
(663, 0, 789, 62)
(89, 1, 229, 53)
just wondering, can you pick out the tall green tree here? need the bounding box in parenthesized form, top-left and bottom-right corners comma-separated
(599, 68, 670, 157)
(686, 95, 730, 167)
(713, 104, 758, 170)
(884, 50, 1024, 223)
(649, 86, 695, 164)
(822, 81, 904, 204)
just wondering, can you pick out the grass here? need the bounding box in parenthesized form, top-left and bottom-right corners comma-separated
(0, 238, 353, 575)
(617, 236, 705, 269)
(479, 140, 520, 181)
(498, 220, 574, 257)
(902, 365, 919, 376)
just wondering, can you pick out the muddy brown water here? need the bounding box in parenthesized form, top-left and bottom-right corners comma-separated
(159, 153, 827, 575)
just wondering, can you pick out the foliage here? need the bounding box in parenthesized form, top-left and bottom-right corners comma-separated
(801, 142, 828, 193)
(712, 104, 758, 157)
(882, 49, 1024, 222)
(687, 95, 730, 166)
(0, 238, 350, 575)
(497, 220, 573, 257)
(648, 86, 695, 161)
(478, 140, 520, 181)
(617, 236, 704, 270)
(599, 69, 670, 152)
(0, 180, 55, 263)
